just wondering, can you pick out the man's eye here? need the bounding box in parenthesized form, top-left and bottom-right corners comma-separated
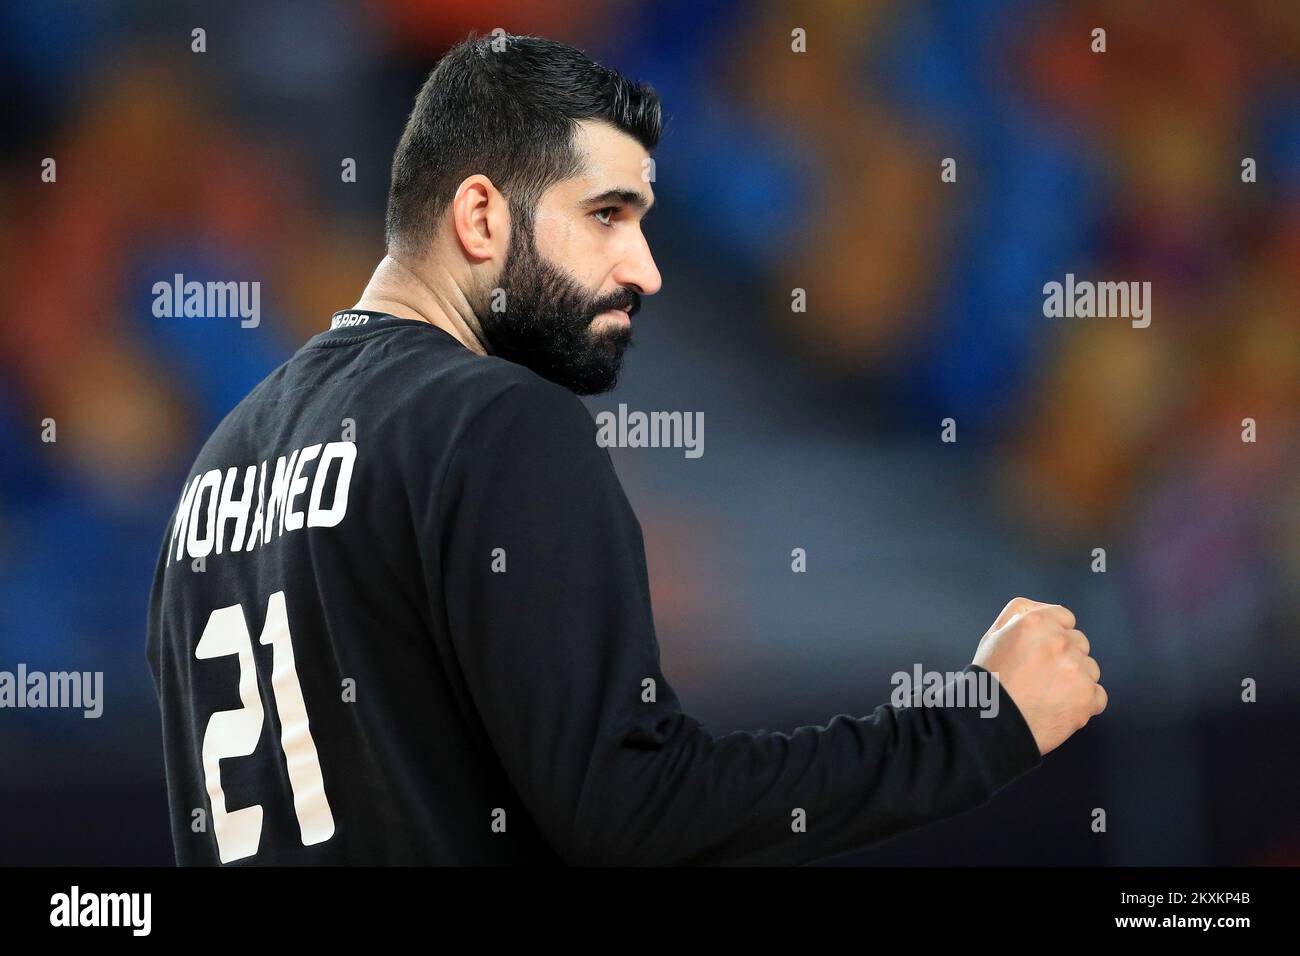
(593, 207, 617, 226)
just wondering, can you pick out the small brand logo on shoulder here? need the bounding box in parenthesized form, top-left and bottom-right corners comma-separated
(330, 312, 370, 329)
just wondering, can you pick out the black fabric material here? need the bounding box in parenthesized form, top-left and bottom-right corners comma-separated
(146, 310, 1042, 866)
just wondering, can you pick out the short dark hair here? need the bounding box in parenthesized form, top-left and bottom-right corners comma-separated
(385, 32, 662, 255)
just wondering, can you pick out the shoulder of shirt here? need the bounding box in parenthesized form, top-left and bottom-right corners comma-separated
(428, 349, 593, 427)
(435, 359, 610, 493)
(368, 348, 597, 466)
(303, 319, 589, 427)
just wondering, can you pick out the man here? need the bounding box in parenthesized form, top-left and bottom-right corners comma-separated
(146, 32, 1106, 866)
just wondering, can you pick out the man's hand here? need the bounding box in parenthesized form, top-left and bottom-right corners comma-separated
(972, 597, 1107, 757)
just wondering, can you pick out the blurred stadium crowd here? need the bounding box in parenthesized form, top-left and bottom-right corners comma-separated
(1, 0, 1296, 864)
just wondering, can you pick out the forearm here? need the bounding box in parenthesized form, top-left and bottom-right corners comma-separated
(563, 666, 1042, 866)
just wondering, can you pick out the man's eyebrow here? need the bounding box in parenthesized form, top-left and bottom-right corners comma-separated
(579, 188, 655, 215)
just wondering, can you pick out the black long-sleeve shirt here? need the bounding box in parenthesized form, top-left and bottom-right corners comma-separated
(146, 309, 1042, 866)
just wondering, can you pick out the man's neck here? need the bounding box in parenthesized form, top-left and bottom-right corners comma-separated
(351, 255, 489, 356)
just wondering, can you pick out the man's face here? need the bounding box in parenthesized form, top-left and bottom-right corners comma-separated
(474, 120, 662, 395)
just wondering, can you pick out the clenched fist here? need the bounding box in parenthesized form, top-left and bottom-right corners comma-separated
(972, 597, 1107, 756)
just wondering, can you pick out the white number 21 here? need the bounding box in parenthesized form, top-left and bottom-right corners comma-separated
(195, 591, 335, 863)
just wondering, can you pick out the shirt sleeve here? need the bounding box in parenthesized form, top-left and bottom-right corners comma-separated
(434, 378, 1043, 866)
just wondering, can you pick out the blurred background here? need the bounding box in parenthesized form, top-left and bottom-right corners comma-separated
(1, 0, 1297, 865)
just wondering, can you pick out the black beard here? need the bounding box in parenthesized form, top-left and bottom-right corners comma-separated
(474, 213, 639, 395)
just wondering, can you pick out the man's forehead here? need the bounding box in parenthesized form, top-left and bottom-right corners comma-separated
(570, 119, 653, 194)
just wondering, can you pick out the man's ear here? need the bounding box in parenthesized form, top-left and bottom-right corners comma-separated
(451, 175, 508, 263)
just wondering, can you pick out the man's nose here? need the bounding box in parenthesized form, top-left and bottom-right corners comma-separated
(613, 231, 662, 297)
